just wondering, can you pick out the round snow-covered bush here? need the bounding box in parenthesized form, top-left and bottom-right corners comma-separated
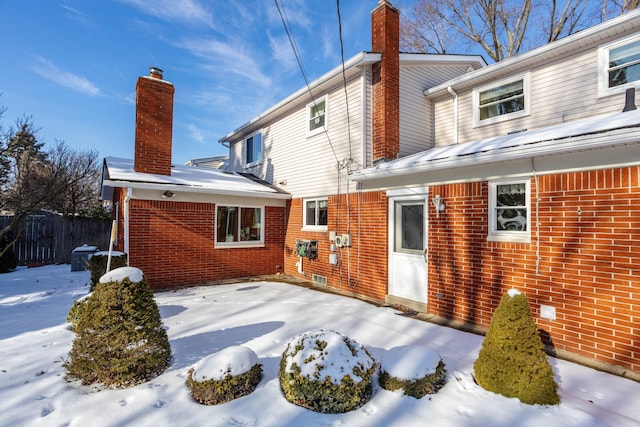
(187, 346, 263, 405)
(279, 329, 377, 413)
(64, 267, 172, 388)
(378, 345, 447, 398)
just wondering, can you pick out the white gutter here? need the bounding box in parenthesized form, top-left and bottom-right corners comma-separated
(447, 86, 458, 145)
(124, 187, 131, 263)
(101, 179, 291, 200)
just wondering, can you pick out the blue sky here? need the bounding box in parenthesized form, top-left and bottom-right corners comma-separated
(0, 0, 396, 164)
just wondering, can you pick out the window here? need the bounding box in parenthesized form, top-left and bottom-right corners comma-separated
(307, 97, 327, 136)
(216, 206, 263, 246)
(303, 198, 328, 230)
(245, 132, 262, 165)
(473, 74, 530, 126)
(488, 180, 530, 243)
(599, 34, 640, 96)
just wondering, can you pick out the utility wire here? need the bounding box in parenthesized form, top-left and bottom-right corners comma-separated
(273, 0, 339, 164)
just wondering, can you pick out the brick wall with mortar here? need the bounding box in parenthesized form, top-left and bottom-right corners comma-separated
(116, 198, 285, 290)
(427, 165, 640, 375)
(282, 191, 389, 301)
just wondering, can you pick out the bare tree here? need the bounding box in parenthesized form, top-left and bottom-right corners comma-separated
(401, 0, 594, 62)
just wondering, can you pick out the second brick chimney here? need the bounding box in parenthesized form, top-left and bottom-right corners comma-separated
(371, 0, 400, 164)
(134, 67, 174, 176)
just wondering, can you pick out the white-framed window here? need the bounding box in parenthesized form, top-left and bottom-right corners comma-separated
(303, 198, 328, 231)
(473, 73, 530, 127)
(244, 131, 263, 166)
(306, 96, 328, 137)
(216, 205, 264, 247)
(487, 179, 530, 243)
(598, 34, 640, 97)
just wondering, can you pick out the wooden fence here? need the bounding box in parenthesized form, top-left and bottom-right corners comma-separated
(0, 214, 112, 265)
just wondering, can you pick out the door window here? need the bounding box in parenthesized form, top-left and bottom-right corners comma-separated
(394, 202, 424, 253)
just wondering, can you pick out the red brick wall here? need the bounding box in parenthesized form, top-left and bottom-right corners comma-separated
(134, 75, 174, 176)
(427, 166, 640, 374)
(371, 1, 400, 163)
(283, 191, 389, 301)
(122, 199, 284, 289)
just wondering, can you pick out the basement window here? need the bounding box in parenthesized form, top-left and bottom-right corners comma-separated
(216, 206, 264, 247)
(487, 179, 530, 243)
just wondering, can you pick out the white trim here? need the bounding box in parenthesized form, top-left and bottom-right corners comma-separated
(302, 197, 329, 231)
(598, 33, 640, 98)
(306, 95, 328, 138)
(214, 205, 265, 248)
(487, 179, 531, 243)
(473, 73, 530, 127)
(244, 129, 264, 167)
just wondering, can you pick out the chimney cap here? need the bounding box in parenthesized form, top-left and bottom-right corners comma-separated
(149, 67, 163, 79)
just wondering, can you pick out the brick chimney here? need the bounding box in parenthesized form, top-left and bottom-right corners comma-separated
(371, 0, 400, 164)
(134, 67, 174, 175)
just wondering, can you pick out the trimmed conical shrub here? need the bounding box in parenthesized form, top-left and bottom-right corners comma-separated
(473, 289, 560, 405)
(65, 267, 172, 388)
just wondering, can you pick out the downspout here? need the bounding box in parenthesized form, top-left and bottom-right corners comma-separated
(361, 66, 368, 168)
(447, 86, 458, 145)
(124, 187, 132, 265)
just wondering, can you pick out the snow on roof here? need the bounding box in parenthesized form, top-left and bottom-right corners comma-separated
(350, 109, 640, 182)
(102, 157, 289, 199)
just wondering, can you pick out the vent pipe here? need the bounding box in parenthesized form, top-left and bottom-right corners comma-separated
(622, 87, 637, 112)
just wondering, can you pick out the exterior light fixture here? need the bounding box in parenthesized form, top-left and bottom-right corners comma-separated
(432, 194, 445, 217)
(162, 190, 175, 199)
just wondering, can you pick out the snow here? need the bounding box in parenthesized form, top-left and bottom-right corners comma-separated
(99, 266, 144, 284)
(382, 345, 441, 380)
(1, 264, 639, 427)
(283, 330, 374, 384)
(94, 250, 124, 257)
(508, 288, 522, 297)
(192, 346, 259, 381)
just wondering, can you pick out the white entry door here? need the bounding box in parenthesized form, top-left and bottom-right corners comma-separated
(388, 193, 428, 305)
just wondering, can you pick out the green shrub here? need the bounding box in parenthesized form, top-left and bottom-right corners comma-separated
(66, 294, 90, 332)
(88, 251, 127, 290)
(473, 289, 560, 405)
(64, 267, 172, 388)
(187, 364, 262, 405)
(379, 346, 447, 398)
(279, 330, 377, 414)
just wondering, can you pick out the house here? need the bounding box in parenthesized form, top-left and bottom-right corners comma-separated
(101, 67, 289, 289)
(102, 1, 640, 379)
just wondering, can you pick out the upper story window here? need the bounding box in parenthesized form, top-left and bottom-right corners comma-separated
(216, 205, 264, 247)
(307, 96, 327, 136)
(303, 198, 328, 231)
(245, 131, 263, 166)
(487, 179, 530, 243)
(473, 73, 530, 127)
(599, 34, 640, 96)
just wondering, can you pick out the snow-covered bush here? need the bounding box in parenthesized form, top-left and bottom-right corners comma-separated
(378, 345, 447, 398)
(474, 289, 560, 405)
(186, 346, 262, 405)
(279, 329, 377, 413)
(64, 267, 172, 388)
(66, 293, 91, 332)
(88, 251, 127, 290)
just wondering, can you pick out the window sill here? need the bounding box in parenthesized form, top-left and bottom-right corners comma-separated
(302, 226, 328, 233)
(487, 234, 531, 244)
(215, 242, 265, 249)
(245, 160, 263, 168)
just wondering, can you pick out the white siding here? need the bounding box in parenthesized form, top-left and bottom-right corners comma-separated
(400, 64, 478, 155)
(229, 73, 365, 198)
(433, 44, 639, 146)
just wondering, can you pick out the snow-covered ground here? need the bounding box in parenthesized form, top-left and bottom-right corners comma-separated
(0, 264, 639, 427)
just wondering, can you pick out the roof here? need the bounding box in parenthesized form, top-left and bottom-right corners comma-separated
(219, 52, 485, 144)
(424, 8, 640, 98)
(101, 157, 290, 200)
(349, 109, 640, 184)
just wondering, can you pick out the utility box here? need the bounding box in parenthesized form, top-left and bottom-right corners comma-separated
(71, 244, 98, 271)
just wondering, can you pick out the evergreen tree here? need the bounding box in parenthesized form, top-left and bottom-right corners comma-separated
(473, 290, 560, 405)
